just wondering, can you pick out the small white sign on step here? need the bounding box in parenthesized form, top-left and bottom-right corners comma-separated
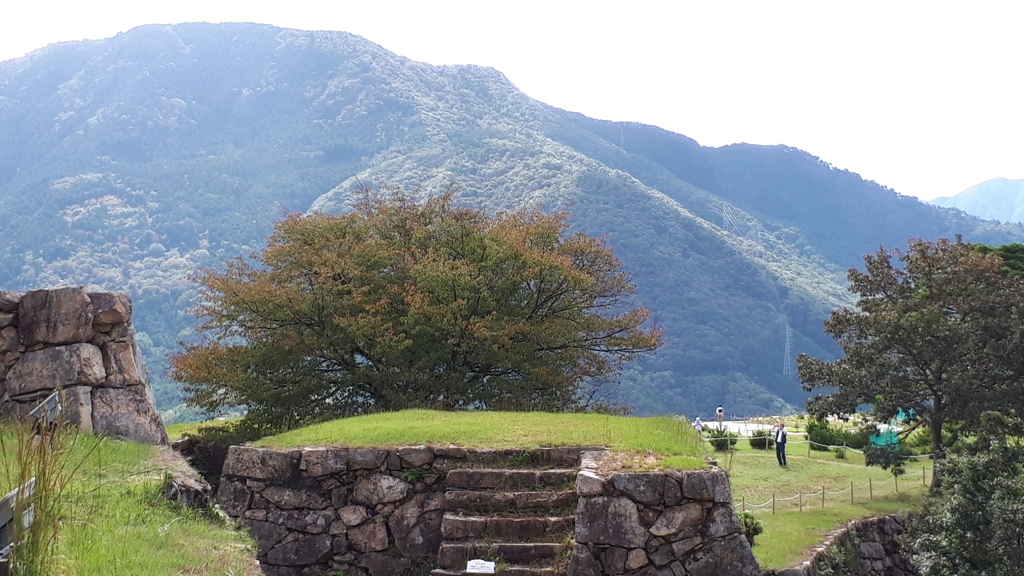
(466, 559, 496, 573)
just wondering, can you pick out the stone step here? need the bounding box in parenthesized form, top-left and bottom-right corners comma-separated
(446, 469, 577, 491)
(437, 542, 568, 569)
(431, 566, 559, 576)
(442, 514, 575, 541)
(445, 490, 578, 513)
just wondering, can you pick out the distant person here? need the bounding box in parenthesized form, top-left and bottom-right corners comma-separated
(775, 421, 788, 466)
(693, 417, 703, 434)
(716, 405, 724, 422)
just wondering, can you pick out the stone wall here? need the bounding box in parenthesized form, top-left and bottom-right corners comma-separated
(763, 515, 917, 576)
(570, 451, 759, 576)
(215, 444, 760, 576)
(0, 287, 168, 445)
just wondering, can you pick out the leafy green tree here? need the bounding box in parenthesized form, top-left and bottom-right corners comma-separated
(907, 413, 1024, 576)
(797, 238, 1024, 485)
(172, 188, 662, 430)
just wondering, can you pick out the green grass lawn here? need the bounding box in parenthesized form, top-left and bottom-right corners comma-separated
(0, 424, 260, 576)
(256, 409, 710, 469)
(722, 439, 930, 569)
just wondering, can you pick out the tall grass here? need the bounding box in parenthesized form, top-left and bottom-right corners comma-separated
(0, 420, 100, 576)
(1, 420, 260, 576)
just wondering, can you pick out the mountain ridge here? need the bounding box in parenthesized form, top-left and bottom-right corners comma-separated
(2, 23, 1021, 420)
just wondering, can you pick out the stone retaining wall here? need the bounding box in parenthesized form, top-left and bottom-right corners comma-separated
(764, 515, 917, 576)
(0, 286, 167, 445)
(570, 451, 759, 576)
(216, 444, 760, 576)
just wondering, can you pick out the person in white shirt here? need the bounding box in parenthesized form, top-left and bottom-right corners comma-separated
(715, 405, 724, 422)
(693, 417, 703, 434)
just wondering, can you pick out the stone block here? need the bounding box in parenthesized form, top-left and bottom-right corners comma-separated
(6, 343, 105, 395)
(0, 291, 21, 313)
(349, 448, 387, 470)
(18, 287, 94, 345)
(351, 473, 410, 506)
(0, 326, 18, 352)
(0, 313, 14, 329)
(649, 502, 705, 538)
(88, 291, 132, 326)
(338, 505, 369, 527)
(61, 385, 93, 432)
(265, 533, 333, 566)
(101, 341, 142, 387)
(216, 479, 253, 518)
(610, 472, 665, 506)
(388, 492, 445, 557)
(577, 470, 607, 496)
(223, 446, 299, 481)
(398, 445, 433, 468)
(347, 522, 388, 553)
(244, 518, 291, 551)
(301, 447, 349, 476)
(268, 508, 336, 534)
(575, 496, 648, 547)
(91, 384, 169, 445)
(262, 486, 331, 510)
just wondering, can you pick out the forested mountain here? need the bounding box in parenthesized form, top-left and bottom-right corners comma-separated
(2, 23, 1021, 420)
(930, 177, 1024, 224)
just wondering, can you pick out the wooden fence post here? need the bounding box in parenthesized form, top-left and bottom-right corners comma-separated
(821, 485, 825, 508)
(798, 492, 803, 512)
(869, 478, 873, 501)
(772, 493, 776, 515)
(850, 481, 854, 505)
(742, 496, 746, 512)
(895, 474, 899, 493)
(922, 466, 927, 487)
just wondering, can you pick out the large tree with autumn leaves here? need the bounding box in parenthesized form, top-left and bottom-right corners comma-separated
(172, 188, 662, 429)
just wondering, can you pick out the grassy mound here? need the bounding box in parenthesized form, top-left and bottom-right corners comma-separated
(256, 410, 709, 469)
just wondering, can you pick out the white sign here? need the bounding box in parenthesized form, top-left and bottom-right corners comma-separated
(466, 559, 496, 573)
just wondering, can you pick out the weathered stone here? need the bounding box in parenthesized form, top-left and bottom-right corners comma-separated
(301, 447, 349, 477)
(351, 473, 410, 506)
(0, 292, 21, 313)
(60, 385, 93, 432)
(88, 291, 132, 326)
(100, 342, 142, 387)
(610, 473, 665, 506)
(6, 344, 105, 395)
(434, 445, 467, 458)
(388, 492, 445, 557)
(223, 446, 300, 481)
(601, 546, 628, 575)
(163, 471, 212, 509)
(329, 520, 347, 536)
(91, 384, 169, 445)
(357, 552, 412, 576)
(262, 486, 331, 510)
(682, 534, 758, 576)
(577, 470, 606, 495)
(705, 505, 742, 538)
(18, 287, 94, 345)
(679, 469, 731, 502)
(331, 486, 347, 509)
(861, 540, 886, 560)
(0, 326, 18, 352)
(216, 479, 253, 518)
(650, 543, 676, 566)
(347, 522, 389, 552)
(649, 502, 705, 538)
(338, 505, 369, 527)
(568, 543, 603, 576)
(244, 509, 268, 521)
(0, 313, 13, 329)
(663, 475, 682, 506)
(265, 533, 333, 566)
(672, 536, 701, 557)
(349, 448, 387, 470)
(386, 451, 402, 471)
(576, 496, 648, 547)
(626, 548, 649, 570)
(245, 518, 291, 551)
(398, 445, 433, 468)
(269, 508, 336, 534)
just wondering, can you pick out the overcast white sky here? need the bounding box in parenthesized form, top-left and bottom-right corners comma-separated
(3, 1, 1022, 200)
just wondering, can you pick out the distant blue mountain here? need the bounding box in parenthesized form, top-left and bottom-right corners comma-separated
(930, 178, 1024, 224)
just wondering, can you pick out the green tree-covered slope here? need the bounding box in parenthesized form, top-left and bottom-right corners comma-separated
(2, 23, 1021, 419)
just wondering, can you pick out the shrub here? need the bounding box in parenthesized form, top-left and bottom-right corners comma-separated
(737, 511, 764, 546)
(748, 429, 775, 450)
(706, 427, 738, 452)
(806, 417, 867, 450)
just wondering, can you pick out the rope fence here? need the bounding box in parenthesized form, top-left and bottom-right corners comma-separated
(737, 467, 932, 514)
